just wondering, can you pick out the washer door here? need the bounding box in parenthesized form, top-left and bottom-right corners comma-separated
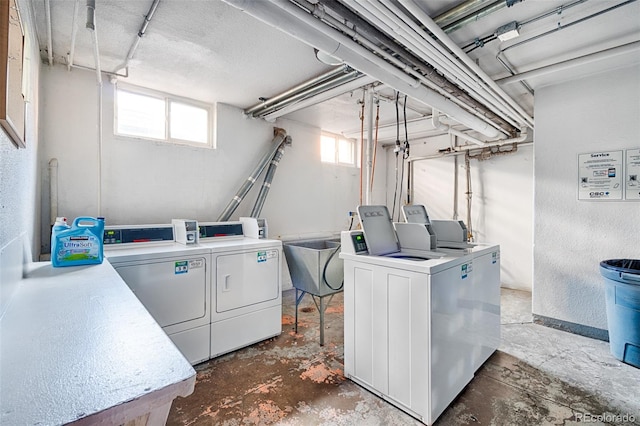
(115, 257, 207, 327)
(216, 250, 279, 313)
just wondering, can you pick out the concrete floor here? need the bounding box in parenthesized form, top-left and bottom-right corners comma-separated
(167, 288, 640, 425)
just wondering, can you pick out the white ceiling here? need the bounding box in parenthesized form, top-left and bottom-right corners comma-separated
(29, 0, 640, 139)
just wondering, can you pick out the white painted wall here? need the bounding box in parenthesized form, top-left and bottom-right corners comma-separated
(533, 64, 640, 332)
(387, 136, 534, 291)
(39, 66, 360, 242)
(39, 66, 361, 288)
(0, 0, 40, 315)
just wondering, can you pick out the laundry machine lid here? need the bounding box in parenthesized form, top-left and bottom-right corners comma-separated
(357, 205, 400, 256)
(402, 204, 431, 224)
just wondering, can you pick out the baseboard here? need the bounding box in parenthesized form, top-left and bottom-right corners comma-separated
(533, 314, 609, 342)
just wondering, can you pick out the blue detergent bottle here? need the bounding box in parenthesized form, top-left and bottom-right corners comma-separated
(51, 216, 105, 267)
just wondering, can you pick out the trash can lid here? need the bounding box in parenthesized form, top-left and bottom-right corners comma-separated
(600, 259, 640, 274)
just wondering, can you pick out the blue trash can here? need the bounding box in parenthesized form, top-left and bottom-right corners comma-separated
(600, 259, 640, 368)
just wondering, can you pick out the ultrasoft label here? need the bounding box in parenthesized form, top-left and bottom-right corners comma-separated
(55, 235, 100, 263)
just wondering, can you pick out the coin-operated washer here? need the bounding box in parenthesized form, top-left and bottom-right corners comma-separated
(340, 205, 501, 425)
(398, 204, 502, 372)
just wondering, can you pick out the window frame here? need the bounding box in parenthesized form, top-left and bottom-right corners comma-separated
(320, 131, 358, 167)
(114, 84, 214, 149)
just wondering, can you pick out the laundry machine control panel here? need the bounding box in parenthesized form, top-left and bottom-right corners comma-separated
(341, 230, 369, 255)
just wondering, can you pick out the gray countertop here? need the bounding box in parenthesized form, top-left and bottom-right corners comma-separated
(0, 261, 196, 425)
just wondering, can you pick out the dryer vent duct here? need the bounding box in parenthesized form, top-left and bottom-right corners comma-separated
(217, 128, 292, 221)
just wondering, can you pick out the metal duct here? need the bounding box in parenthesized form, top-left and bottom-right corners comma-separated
(250, 137, 291, 218)
(217, 128, 288, 221)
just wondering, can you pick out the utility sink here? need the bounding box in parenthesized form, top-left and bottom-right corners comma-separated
(283, 238, 343, 297)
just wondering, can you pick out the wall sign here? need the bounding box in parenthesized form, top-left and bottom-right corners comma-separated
(578, 151, 623, 200)
(626, 148, 640, 201)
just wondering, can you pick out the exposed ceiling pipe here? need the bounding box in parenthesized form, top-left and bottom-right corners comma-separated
(463, 0, 587, 52)
(497, 40, 640, 85)
(356, 0, 524, 131)
(245, 65, 351, 115)
(398, 0, 534, 130)
(298, 0, 516, 135)
(496, 0, 638, 89)
(442, 0, 510, 33)
(67, 0, 81, 71)
(408, 138, 532, 163)
(434, 0, 496, 27)
(223, 0, 502, 138)
(433, 108, 486, 146)
(86, 0, 102, 84)
(44, 0, 53, 65)
(261, 75, 377, 121)
(253, 71, 362, 117)
(116, 0, 161, 74)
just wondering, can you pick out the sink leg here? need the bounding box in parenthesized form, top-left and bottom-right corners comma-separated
(294, 289, 306, 334)
(319, 296, 325, 346)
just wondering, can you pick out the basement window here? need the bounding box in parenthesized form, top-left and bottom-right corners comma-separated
(321, 132, 357, 166)
(115, 85, 213, 147)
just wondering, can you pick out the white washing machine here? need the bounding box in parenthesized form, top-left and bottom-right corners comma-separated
(104, 225, 211, 365)
(198, 222, 282, 358)
(339, 205, 501, 425)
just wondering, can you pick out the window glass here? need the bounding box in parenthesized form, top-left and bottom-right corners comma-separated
(338, 138, 354, 164)
(321, 135, 336, 163)
(321, 132, 357, 166)
(115, 85, 213, 148)
(170, 101, 209, 144)
(116, 90, 165, 140)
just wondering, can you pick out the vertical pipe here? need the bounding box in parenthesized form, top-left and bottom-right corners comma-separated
(465, 152, 473, 241)
(365, 88, 374, 205)
(452, 135, 459, 220)
(86, 0, 102, 85)
(68, 0, 81, 70)
(44, 0, 53, 65)
(97, 83, 103, 216)
(49, 159, 59, 225)
(406, 161, 412, 206)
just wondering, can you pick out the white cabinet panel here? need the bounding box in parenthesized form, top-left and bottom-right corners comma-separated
(215, 250, 279, 313)
(115, 257, 207, 328)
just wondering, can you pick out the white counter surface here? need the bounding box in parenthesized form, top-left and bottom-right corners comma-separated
(0, 261, 196, 425)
